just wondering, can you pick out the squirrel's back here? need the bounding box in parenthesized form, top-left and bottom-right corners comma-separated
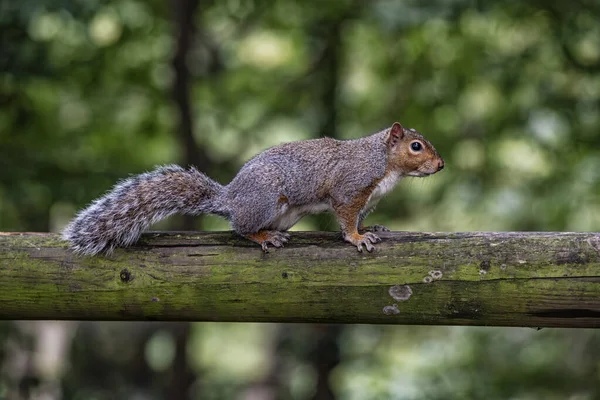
(223, 131, 389, 206)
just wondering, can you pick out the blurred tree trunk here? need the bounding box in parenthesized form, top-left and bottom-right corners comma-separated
(312, 18, 343, 233)
(171, 0, 207, 231)
(310, 325, 343, 400)
(316, 20, 342, 141)
(167, 2, 203, 399)
(168, 323, 197, 400)
(310, 15, 349, 398)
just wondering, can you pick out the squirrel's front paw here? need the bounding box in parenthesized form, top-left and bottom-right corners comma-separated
(360, 224, 390, 233)
(344, 232, 381, 252)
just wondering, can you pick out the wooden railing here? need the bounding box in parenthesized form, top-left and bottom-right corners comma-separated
(1, 231, 599, 328)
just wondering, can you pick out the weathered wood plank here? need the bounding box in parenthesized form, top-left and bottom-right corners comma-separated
(0, 231, 599, 327)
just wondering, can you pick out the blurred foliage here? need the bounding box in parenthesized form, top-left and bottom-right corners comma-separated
(1, 0, 599, 398)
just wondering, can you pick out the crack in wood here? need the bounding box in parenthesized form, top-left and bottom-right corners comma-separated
(528, 309, 600, 319)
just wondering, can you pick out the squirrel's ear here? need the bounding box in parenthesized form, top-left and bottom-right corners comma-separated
(388, 122, 404, 147)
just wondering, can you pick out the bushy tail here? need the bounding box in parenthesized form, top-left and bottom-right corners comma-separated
(62, 165, 223, 255)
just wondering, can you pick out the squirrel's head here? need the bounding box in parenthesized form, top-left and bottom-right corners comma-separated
(386, 122, 444, 177)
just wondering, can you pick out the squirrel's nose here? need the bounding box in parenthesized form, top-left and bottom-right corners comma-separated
(437, 160, 444, 171)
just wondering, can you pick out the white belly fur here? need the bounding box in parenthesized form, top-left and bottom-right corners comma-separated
(365, 171, 402, 210)
(271, 202, 331, 231)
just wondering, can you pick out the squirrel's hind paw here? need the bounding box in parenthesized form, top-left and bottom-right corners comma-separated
(245, 231, 290, 253)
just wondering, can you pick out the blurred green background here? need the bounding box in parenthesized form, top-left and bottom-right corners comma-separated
(1, 0, 599, 398)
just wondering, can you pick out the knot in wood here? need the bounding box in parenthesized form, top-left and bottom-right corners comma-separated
(119, 269, 132, 283)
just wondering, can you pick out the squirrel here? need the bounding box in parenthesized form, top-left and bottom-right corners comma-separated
(62, 122, 444, 255)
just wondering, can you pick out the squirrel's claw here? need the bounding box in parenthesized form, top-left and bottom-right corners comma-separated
(357, 241, 375, 252)
(253, 231, 290, 253)
(346, 232, 380, 252)
(364, 232, 381, 243)
(261, 242, 271, 252)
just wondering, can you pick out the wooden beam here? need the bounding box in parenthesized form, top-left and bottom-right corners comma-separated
(1, 231, 599, 327)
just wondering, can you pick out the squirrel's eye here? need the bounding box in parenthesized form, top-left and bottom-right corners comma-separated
(410, 141, 423, 152)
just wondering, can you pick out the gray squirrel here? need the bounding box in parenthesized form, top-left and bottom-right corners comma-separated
(62, 122, 444, 254)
